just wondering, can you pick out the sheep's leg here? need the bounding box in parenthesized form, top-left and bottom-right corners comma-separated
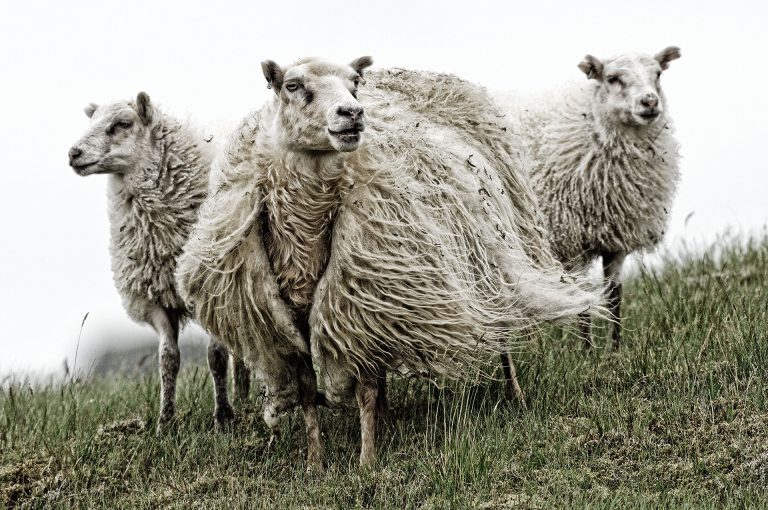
(296, 355, 324, 472)
(149, 307, 180, 434)
(500, 353, 526, 404)
(232, 356, 251, 405)
(603, 252, 626, 349)
(376, 372, 391, 426)
(356, 375, 379, 468)
(578, 312, 592, 349)
(207, 339, 235, 429)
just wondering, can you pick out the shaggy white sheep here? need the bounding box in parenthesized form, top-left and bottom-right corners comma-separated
(494, 47, 682, 347)
(178, 57, 602, 467)
(68, 93, 250, 431)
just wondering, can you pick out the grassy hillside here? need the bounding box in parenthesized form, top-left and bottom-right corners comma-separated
(2, 237, 767, 509)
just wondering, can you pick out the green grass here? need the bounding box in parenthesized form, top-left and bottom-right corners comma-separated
(2, 237, 768, 509)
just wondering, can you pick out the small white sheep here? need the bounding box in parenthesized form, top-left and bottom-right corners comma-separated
(494, 47, 682, 347)
(68, 93, 249, 431)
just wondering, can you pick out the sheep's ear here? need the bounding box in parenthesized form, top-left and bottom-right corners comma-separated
(578, 55, 604, 80)
(261, 60, 283, 93)
(84, 103, 98, 118)
(136, 92, 153, 125)
(655, 46, 681, 71)
(349, 56, 373, 79)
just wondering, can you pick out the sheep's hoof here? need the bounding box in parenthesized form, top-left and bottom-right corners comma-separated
(359, 452, 377, 470)
(155, 414, 177, 436)
(612, 331, 622, 351)
(505, 388, 527, 409)
(266, 431, 280, 450)
(306, 454, 325, 475)
(213, 404, 235, 431)
(502, 375, 527, 404)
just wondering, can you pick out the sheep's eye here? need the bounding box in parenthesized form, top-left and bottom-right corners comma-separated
(656, 71, 662, 80)
(607, 76, 623, 87)
(285, 82, 300, 92)
(353, 79, 360, 88)
(108, 119, 133, 135)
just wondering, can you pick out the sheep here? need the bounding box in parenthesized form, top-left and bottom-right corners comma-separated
(494, 47, 682, 348)
(177, 57, 602, 467)
(67, 92, 250, 432)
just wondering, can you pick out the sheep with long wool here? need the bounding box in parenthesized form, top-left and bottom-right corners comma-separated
(177, 57, 602, 467)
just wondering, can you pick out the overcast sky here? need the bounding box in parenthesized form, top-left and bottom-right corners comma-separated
(1, 0, 766, 376)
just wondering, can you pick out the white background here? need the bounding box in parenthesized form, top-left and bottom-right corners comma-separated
(1, 0, 766, 375)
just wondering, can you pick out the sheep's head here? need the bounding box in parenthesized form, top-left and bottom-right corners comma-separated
(578, 46, 681, 127)
(68, 92, 157, 176)
(261, 56, 373, 152)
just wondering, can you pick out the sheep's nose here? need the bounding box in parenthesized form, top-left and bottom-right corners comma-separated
(68, 147, 82, 161)
(640, 94, 659, 108)
(337, 105, 364, 122)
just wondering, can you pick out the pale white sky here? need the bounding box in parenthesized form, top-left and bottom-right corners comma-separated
(1, 0, 766, 375)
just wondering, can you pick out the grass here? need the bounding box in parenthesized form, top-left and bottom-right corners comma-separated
(2, 236, 768, 508)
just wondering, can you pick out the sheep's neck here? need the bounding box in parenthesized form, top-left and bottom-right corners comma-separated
(108, 118, 209, 254)
(113, 118, 208, 206)
(263, 150, 351, 314)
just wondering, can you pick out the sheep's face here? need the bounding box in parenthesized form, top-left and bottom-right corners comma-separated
(261, 57, 373, 153)
(578, 47, 681, 128)
(68, 92, 156, 177)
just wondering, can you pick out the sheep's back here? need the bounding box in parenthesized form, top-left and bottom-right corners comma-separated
(310, 99, 601, 403)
